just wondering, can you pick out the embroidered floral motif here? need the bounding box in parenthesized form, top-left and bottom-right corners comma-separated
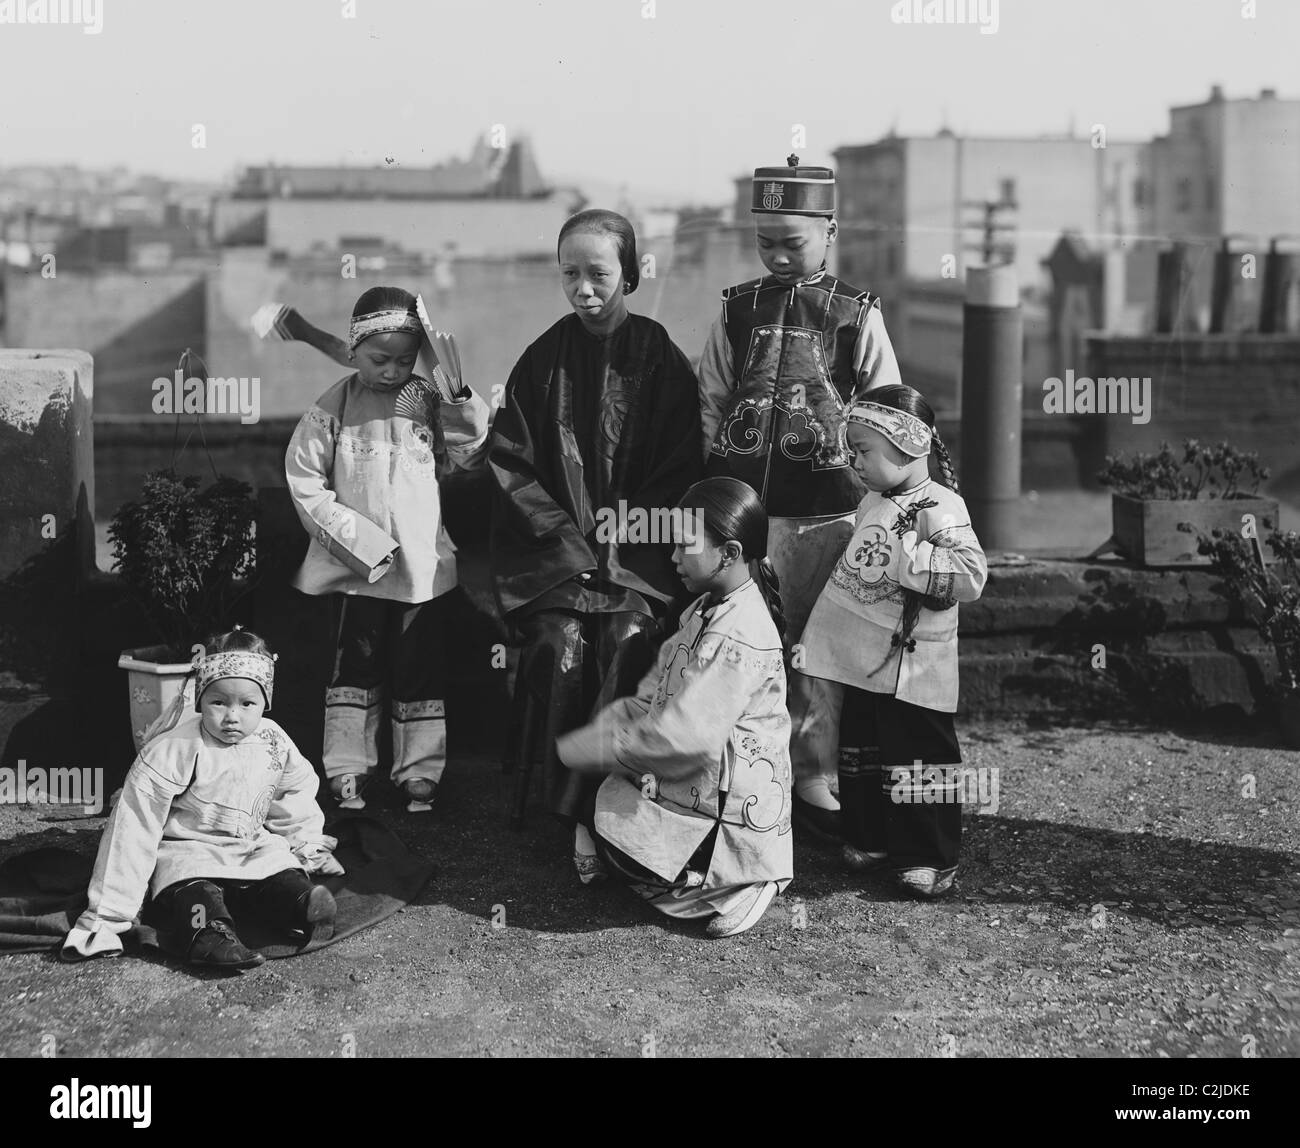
(302, 406, 336, 434)
(398, 422, 438, 477)
(249, 784, 276, 834)
(336, 434, 384, 460)
(252, 727, 286, 774)
(929, 523, 979, 548)
(695, 633, 784, 675)
(599, 380, 641, 450)
(929, 544, 957, 604)
(843, 524, 893, 583)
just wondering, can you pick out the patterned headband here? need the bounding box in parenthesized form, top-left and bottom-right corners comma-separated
(845, 401, 933, 458)
(194, 650, 277, 711)
(348, 308, 424, 350)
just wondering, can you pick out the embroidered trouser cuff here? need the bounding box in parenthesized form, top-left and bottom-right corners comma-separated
(391, 699, 447, 785)
(323, 685, 383, 779)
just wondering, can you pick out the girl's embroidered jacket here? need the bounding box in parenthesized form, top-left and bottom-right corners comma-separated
(558, 579, 793, 888)
(799, 480, 987, 712)
(286, 372, 489, 602)
(64, 714, 333, 958)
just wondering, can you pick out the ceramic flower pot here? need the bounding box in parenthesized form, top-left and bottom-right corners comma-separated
(118, 645, 196, 752)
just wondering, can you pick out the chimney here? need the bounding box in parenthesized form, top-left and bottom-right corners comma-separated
(1209, 84, 1224, 102)
(1261, 87, 1277, 99)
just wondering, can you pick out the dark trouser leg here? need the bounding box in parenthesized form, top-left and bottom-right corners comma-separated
(507, 610, 587, 826)
(838, 687, 887, 854)
(550, 611, 659, 823)
(236, 868, 315, 931)
(390, 593, 450, 786)
(154, 878, 233, 951)
(873, 693, 963, 872)
(323, 594, 389, 783)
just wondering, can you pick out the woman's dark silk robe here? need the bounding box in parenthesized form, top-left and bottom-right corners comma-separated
(489, 312, 703, 619)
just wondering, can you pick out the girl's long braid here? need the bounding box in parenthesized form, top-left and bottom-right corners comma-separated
(931, 431, 960, 494)
(755, 557, 787, 645)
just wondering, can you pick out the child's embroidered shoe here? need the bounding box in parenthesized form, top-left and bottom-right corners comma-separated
(296, 884, 337, 942)
(841, 844, 888, 873)
(401, 778, 437, 813)
(705, 881, 778, 939)
(573, 851, 609, 885)
(188, 920, 264, 970)
(329, 773, 368, 810)
(896, 866, 957, 899)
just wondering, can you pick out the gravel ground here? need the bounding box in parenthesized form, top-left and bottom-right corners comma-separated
(1, 716, 1297, 1059)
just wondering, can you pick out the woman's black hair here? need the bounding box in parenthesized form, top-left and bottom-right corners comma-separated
(676, 477, 785, 641)
(204, 625, 273, 659)
(351, 285, 417, 318)
(557, 209, 640, 294)
(860, 383, 960, 493)
(855, 383, 962, 667)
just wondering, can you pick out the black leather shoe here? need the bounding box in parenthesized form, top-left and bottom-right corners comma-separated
(792, 793, 843, 843)
(188, 920, 264, 970)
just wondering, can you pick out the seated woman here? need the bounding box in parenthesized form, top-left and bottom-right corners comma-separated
(557, 478, 793, 938)
(488, 209, 702, 869)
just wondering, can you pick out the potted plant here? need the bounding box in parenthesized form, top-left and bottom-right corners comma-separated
(1097, 439, 1275, 567)
(1194, 526, 1300, 747)
(110, 468, 258, 749)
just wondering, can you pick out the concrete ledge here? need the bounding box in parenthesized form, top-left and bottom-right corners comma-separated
(957, 556, 1276, 717)
(965, 556, 1241, 633)
(0, 349, 95, 581)
(0, 350, 98, 755)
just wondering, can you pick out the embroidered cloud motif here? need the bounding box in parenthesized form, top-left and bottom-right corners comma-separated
(733, 751, 789, 835)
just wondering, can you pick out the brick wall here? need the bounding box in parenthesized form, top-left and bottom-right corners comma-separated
(1085, 334, 1300, 496)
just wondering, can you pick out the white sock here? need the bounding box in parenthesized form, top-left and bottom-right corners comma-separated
(574, 824, 597, 857)
(795, 776, 840, 811)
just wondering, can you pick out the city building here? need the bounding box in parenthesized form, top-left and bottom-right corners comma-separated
(212, 134, 582, 260)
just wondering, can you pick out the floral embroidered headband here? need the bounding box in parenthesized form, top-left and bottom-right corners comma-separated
(845, 401, 933, 458)
(348, 308, 424, 350)
(194, 651, 277, 711)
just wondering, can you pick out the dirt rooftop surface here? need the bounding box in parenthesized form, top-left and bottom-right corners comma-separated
(1, 717, 1297, 1059)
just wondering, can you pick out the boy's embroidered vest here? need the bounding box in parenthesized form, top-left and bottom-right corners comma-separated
(706, 271, 877, 518)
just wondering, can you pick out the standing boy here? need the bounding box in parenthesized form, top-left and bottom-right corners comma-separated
(699, 154, 902, 840)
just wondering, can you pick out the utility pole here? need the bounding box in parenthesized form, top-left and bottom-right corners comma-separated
(962, 192, 1018, 266)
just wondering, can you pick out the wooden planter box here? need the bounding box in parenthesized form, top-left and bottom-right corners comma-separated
(1112, 494, 1279, 567)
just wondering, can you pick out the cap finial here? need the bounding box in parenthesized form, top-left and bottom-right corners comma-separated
(786, 153, 800, 167)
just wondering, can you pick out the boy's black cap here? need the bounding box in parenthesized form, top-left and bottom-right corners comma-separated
(751, 153, 835, 216)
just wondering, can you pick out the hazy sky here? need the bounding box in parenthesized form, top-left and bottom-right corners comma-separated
(0, 0, 1294, 202)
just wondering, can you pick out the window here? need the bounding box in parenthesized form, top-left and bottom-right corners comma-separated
(999, 178, 1017, 206)
(1133, 179, 1150, 208)
(1176, 178, 1192, 213)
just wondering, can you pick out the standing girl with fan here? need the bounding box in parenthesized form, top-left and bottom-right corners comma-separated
(284, 286, 489, 812)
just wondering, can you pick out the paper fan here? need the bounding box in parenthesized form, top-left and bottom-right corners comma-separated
(415, 293, 464, 400)
(250, 302, 292, 341)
